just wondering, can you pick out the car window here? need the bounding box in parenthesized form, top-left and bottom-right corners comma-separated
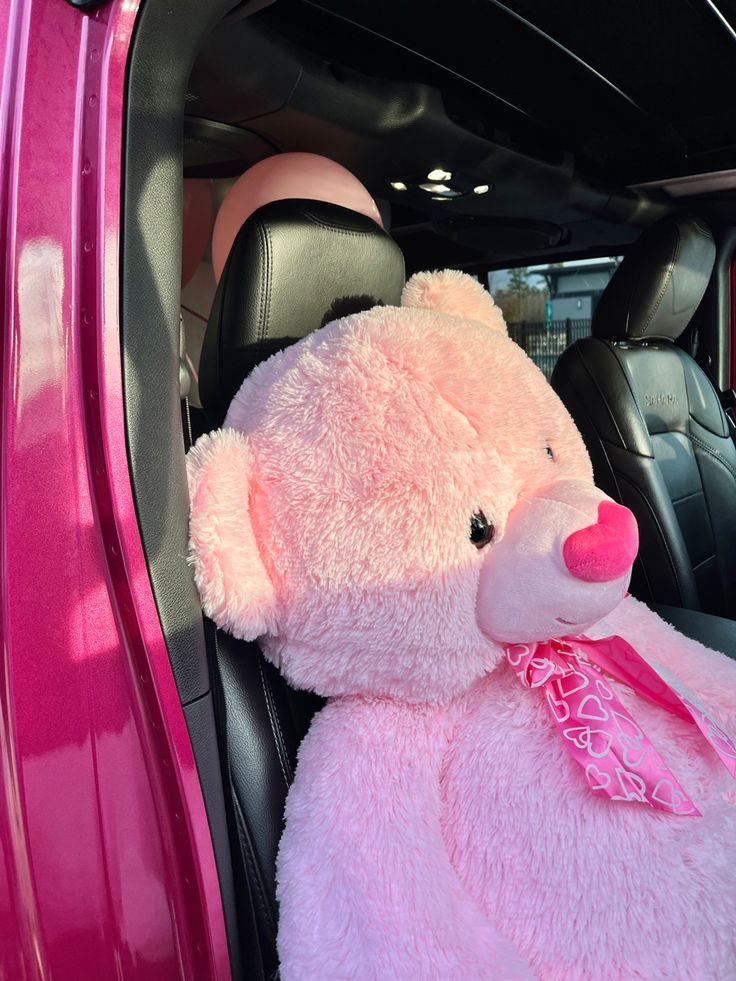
(488, 257, 621, 379)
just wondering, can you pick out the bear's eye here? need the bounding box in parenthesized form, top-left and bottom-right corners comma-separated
(469, 510, 495, 549)
(546, 445, 555, 461)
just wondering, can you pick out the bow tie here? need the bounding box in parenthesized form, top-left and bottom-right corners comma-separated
(505, 635, 736, 815)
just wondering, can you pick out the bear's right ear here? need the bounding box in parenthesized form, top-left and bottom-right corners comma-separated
(187, 429, 277, 641)
(401, 269, 508, 334)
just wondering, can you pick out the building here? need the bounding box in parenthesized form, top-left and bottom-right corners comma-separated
(529, 256, 621, 322)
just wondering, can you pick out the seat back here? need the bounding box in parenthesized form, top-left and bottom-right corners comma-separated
(195, 198, 405, 978)
(552, 215, 736, 618)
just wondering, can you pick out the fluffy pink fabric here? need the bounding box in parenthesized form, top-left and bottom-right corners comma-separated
(278, 697, 533, 980)
(280, 616, 736, 980)
(187, 429, 277, 639)
(441, 595, 736, 980)
(401, 267, 508, 334)
(187, 270, 736, 979)
(219, 295, 594, 700)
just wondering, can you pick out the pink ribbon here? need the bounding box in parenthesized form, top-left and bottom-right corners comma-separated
(505, 635, 736, 815)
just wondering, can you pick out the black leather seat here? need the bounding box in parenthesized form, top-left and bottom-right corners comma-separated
(193, 198, 405, 979)
(652, 603, 736, 658)
(552, 215, 736, 619)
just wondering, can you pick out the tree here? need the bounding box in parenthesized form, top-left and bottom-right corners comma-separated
(490, 267, 548, 324)
(507, 266, 532, 295)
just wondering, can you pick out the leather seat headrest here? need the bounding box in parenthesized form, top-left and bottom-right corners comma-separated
(592, 215, 715, 344)
(199, 198, 405, 423)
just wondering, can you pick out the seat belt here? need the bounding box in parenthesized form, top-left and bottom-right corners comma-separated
(718, 388, 736, 432)
(688, 324, 736, 443)
(180, 313, 194, 450)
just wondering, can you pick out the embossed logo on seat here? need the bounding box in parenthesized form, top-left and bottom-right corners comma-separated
(644, 393, 676, 406)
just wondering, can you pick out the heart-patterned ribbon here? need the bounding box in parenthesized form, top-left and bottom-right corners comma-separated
(505, 635, 736, 815)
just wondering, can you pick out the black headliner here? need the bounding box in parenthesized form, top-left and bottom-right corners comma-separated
(288, 0, 736, 186)
(185, 0, 736, 268)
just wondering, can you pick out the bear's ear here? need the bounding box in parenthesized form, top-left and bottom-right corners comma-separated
(401, 269, 508, 334)
(187, 429, 277, 641)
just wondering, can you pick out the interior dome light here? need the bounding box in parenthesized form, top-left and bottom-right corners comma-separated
(473, 184, 490, 194)
(427, 168, 452, 181)
(431, 195, 451, 201)
(419, 182, 461, 196)
(389, 180, 408, 191)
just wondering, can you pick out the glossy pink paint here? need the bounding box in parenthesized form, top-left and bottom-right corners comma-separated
(0, 2, 230, 978)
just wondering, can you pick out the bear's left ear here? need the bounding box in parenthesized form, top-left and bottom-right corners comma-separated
(401, 268, 508, 334)
(187, 429, 278, 641)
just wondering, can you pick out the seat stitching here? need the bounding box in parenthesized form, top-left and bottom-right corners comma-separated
(686, 433, 730, 610)
(263, 224, 273, 342)
(641, 226, 680, 336)
(231, 786, 277, 943)
(264, 671, 294, 784)
(616, 472, 688, 608)
(680, 351, 731, 440)
(301, 209, 379, 238)
(259, 659, 292, 788)
(256, 221, 265, 341)
(692, 554, 716, 572)
(257, 221, 272, 343)
(689, 433, 736, 482)
(262, 660, 293, 784)
(670, 488, 705, 506)
(183, 396, 193, 448)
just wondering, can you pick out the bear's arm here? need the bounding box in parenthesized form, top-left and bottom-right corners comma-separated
(596, 595, 736, 725)
(276, 695, 532, 981)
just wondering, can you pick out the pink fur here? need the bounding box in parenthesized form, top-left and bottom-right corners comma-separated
(187, 270, 736, 979)
(441, 602, 736, 980)
(217, 298, 594, 701)
(187, 429, 277, 639)
(401, 267, 508, 333)
(278, 697, 533, 980)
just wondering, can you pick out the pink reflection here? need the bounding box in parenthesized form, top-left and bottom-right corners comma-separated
(15, 238, 65, 429)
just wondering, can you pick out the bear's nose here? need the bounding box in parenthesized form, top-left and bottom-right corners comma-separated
(562, 501, 638, 583)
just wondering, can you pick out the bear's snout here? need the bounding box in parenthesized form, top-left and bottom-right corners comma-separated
(476, 480, 638, 644)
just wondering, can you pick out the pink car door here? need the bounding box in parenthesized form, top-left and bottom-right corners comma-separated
(0, 2, 229, 977)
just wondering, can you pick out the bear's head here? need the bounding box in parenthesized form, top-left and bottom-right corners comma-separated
(188, 270, 638, 703)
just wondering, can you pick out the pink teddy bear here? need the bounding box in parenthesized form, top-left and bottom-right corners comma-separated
(188, 270, 736, 980)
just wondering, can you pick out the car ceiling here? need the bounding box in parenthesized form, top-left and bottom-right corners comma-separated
(185, 0, 736, 271)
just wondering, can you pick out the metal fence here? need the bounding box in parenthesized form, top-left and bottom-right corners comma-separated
(506, 319, 592, 380)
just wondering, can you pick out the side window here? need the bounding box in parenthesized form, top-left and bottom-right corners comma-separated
(487, 257, 621, 379)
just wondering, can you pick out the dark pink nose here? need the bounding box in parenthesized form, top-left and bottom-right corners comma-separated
(563, 501, 638, 583)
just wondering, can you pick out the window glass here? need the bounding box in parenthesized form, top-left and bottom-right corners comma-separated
(487, 257, 622, 378)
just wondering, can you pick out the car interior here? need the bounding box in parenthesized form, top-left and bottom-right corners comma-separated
(121, 1, 736, 976)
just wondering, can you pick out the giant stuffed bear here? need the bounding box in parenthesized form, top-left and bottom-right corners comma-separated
(188, 270, 736, 980)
